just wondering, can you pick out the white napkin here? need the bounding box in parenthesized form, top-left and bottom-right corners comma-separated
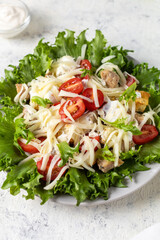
(131, 223, 160, 240)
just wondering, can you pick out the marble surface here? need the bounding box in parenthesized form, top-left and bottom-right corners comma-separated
(0, 0, 160, 239)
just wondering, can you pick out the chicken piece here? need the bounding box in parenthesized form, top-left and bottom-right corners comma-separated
(97, 158, 124, 173)
(135, 91, 150, 112)
(100, 69, 120, 88)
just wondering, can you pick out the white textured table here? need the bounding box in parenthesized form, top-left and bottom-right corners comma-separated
(0, 0, 160, 239)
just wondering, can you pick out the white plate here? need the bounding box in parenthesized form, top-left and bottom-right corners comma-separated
(52, 163, 160, 206)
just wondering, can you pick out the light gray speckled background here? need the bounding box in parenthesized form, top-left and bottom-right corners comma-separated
(0, 0, 160, 239)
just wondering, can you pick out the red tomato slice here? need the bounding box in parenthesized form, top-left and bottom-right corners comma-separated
(82, 88, 104, 111)
(133, 124, 159, 145)
(80, 59, 92, 70)
(37, 156, 65, 181)
(59, 97, 85, 121)
(18, 139, 39, 154)
(59, 78, 84, 94)
(18, 137, 46, 154)
(126, 75, 136, 86)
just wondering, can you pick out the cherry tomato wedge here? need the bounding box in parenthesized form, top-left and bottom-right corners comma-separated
(126, 75, 136, 86)
(133, 124, 159, 145)
(18, 137, 46, 154)
(59, 97, 85, 121)
(59, 78, 84, 94)
(80, 59, 92, 70)
(37, 156, 65, 181)
(82, 88, 104, 111)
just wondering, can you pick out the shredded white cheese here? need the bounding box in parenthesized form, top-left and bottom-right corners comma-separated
(63, 100, 75, 122)
(44, 165, 69, 190)
(101, 55, 115, 63)
(46, 155, 60, 185)
(59, 90, 93, 102)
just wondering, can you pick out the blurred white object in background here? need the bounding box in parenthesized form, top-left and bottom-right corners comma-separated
(0, 0, 30, 38)
(131, 222, 160, 240)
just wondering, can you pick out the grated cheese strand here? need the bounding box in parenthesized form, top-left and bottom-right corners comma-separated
(63, 100, 75, 122)
(59, 90, 93, 102)
(44, 165, 69, 190)
(46, 155, 60, 185)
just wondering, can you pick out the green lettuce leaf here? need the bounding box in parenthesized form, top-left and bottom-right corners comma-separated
(57, 141, 80, 167)
(137, 136, 160, 164)
(104, 45, 134, 72)
(149, 89, 160, 110)
(0, 96, 14, 106)
(0, 96, 22, 120)
(1, 40, 53, 103)
(5, 40, 53, 84)
(80, 69, 93, 78)
(54, 168, 95, 206)
(87, 30, 107, 67)
(95, 145, 115, 161)
(74, 29, 88, 58)
(0, 78, 17, 101)
(31, 39, 53, 78)
(120, 146, 142, 160)
(14, 118, 34, 152)
(118, 146, 149, 180)
(53, 30, 77, 58)
(0, 102, 24, 170)
(1, 147, 52, 205)
(119, 82, 137, 102)
(31, 96, 52, 107)
(133, 63, 160, 92)
(87, 171, 109, 199)
(132, 63, 160, 117)
(24, 186, 53, 205)
(53, 29, 88, 60)
(100, 117, 142, 135)
(154, 114, 160, 131)
(2, 159, 42, 196)
(5, 56, 35, 84)
(116, 157, 149, 182)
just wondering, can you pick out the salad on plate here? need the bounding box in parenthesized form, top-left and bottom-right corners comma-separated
(0, 30, 160, 205)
